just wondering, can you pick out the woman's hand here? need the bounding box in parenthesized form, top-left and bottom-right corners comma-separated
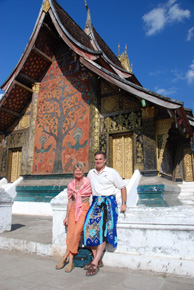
(63, 216, 68, 226)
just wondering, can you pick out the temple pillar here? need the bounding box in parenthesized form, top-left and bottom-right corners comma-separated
(88, 75, 100, 170)
(21, 83, 40, 175)
(155, 118, 172, 174)
(141, 107, 157, 176)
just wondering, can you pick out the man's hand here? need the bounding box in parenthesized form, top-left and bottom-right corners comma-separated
(120, 203, 127, 212)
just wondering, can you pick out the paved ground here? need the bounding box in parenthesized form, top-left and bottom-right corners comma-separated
(0, 214, 194, 289)
(1, 249, 194, 290)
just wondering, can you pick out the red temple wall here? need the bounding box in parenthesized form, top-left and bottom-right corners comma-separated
(33, 49, 90, 174)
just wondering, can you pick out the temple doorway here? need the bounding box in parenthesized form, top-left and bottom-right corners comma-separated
(8, 148, 22, 182)
(110, 134, 133, 179)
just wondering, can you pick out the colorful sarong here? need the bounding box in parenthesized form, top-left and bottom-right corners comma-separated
(83, 195, 118, 248)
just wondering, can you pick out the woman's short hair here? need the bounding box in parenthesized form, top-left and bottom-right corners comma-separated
(73, 161, 85, 173)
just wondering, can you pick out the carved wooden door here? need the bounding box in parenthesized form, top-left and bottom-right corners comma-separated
(9, 149, 22, 182)
(112, 135, 133, 179)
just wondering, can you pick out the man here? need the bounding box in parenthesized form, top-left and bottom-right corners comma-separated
(83, 151, 127, 276)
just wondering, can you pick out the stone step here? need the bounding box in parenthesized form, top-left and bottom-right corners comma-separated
(179, 186, 194, 191)
(179, 195, 194, 200)
(177, 183, 194, 205)
(0, 236, 53, 256)
(179, 193, 194, 197)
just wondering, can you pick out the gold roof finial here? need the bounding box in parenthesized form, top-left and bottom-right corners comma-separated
(84, 0, 92, 35)
(118, 43, 121, 58)
(43, 0, 50, 12)
(118, 44, 133, 73)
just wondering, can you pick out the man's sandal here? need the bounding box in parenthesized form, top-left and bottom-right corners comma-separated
(84, 260, 104, 270)
(86, 264, 100, 276)
(55, 258, 68, 270)
(64, 262, 74, 273)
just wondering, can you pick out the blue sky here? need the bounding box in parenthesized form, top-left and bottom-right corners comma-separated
(0, 0, 194, 112)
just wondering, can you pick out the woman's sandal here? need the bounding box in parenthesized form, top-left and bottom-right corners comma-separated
(84, 260, 104, 270)
(86, 264, 100, 276)
(55, 258, 68, 270)
(64, 262, 74, 273)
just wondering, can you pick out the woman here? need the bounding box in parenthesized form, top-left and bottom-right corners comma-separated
(56, 162, 92, 273)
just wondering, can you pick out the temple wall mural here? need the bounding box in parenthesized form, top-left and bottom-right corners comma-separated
(33, 48, 90, 174)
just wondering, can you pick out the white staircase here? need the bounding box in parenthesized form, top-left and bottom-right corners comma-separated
(178, 182, 194, 205)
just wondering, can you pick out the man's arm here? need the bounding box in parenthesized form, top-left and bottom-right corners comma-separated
(120, 187, 127, 212)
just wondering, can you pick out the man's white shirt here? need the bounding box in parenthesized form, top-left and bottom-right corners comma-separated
(87, 166, 125, 196)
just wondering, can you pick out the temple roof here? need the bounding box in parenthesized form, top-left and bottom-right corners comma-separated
(0, 0, 193, 137)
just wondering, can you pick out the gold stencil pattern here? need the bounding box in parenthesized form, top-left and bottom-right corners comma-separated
(9, 149, 22, 183)
(156, 119, 172, 172)
(89, 105, 100, 169)
(183, 148, 194, 181)
(101, 112, 141, 133)
(112, 135, 133, 179)
(101, 96, 119, 113)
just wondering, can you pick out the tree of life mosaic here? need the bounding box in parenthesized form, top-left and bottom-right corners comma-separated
(33, 56, 90, 174)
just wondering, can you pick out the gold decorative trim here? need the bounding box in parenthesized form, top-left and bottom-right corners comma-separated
(156, 119, 172, 172)
(111, 134, 133, 178)
(101, 96, 119, 113)
(155, 118, 172, 134)
(32, 82, 40, 93)
(118, 44, 133, 73)
(141, 107, 155, 119)
(43, 0, 50, 12)
(89, 105, 100, 169)
(183, 148, 194, 181)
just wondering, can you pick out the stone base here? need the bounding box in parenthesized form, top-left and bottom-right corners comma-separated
(140, 170, 158, 177)
(15, 174, 72, 202)
(137, 176, 181, 207)
(104, 252, 194, 278)
(0, 189, 13, 233)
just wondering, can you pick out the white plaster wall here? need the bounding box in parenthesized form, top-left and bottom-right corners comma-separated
(104, 206, 194, 277)
(0, 177, 23, 198)
(50, 189, 68, 255)
(0, 178, 8, 187)
(0, 190, 13, 233)
(115, 169, 141, 207)
(0, 205, 13, 233)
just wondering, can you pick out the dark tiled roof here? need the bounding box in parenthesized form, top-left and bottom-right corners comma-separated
(51, 0, 94, 51)
(92, 28, 123, 69)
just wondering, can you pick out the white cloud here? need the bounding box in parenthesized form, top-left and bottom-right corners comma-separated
(142, 0, 191, 36)
(167, 4, 190, 22)
(0, 93, 4, 101)
(154, 86, 176, 96)
(171, 68, 184, 82)
(148, 69, 164, 76)
(142, 8, 166, 36)
(186, 60, 194, 84)
(186, 26, 194, 41)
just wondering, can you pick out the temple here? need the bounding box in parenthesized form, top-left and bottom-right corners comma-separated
(0, 0, 194, 202)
